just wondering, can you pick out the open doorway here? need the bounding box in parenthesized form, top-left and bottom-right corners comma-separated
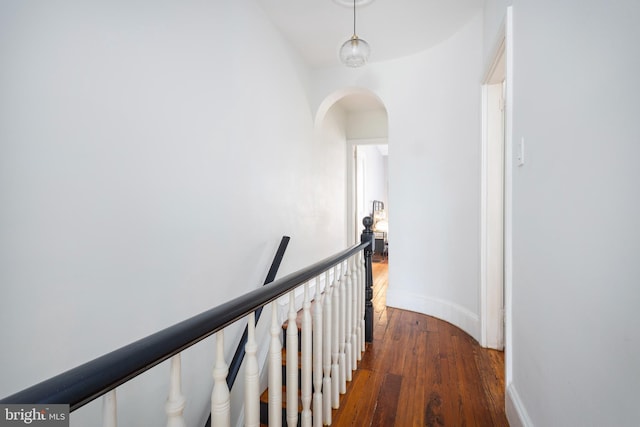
(353, 142, 389, 261)
(481, 34, 506, 350)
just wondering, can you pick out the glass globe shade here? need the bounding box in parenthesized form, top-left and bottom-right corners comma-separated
(339, 36, 370, 67)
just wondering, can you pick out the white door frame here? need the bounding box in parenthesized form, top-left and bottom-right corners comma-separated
(480, 9, 513, 354)
(480, 43, 505, 350)
(346, 138, 388, 245)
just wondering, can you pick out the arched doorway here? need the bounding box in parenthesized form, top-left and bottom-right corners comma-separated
(314, 89, 389, 251)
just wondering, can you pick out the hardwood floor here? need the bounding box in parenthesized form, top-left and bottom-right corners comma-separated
(332, 261, 509, 426)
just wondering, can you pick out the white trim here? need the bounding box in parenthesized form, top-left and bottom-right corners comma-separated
(484, 35, 506, 85)
(480, 84, 489, 348)
(504, 4, 514, 386)
(386, 289, 480, 342)
(506, 383, 534, 427)
(480, 23, 506, 351)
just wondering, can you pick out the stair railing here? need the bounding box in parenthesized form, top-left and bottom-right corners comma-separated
(226, 236, 291, 390)
(0, 218, 376, 427)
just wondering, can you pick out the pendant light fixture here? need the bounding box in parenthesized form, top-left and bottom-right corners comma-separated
(339, 0, 370, 67)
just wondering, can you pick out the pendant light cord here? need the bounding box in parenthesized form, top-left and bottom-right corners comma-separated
(353, 0, 357, 37)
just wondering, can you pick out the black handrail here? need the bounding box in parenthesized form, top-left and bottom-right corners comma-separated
(226, 236, 290, 389)
(204, 237, 289, 427)
(0, 240, 370, 411)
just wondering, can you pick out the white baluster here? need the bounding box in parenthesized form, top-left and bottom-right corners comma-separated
(245, 312, 260, 427)
(353, 254, 362, 361)
(269, 302, 282, 426)
(286, 292, 298, 427)
(102, 390, 117, 427)
(211, 331, 230, 427)
(350, 256, 359, 370)
(313, 274, 324, 427)
(165, 354, 186, 427)
(331, 267, 340, 408)
(301, 283, 312, 427)
(344, 260, 353, 382)
(323, 270, 334, 421)
(338, 262, 347, 394)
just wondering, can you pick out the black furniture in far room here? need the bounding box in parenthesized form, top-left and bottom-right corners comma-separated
(371, 200, 388, 262)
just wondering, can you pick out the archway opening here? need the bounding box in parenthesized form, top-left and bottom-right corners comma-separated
(315, 89, 389, 259)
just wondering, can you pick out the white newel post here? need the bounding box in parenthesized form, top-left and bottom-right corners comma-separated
(313, 274, 324, 427)
(245, 312, 259, 427)
(102, 390, 117, 427)
(344, 260, 353, 382)
(211, 331, 230, 427)
(331, 266, 340, 407)
(338, 262, 347, 394)
(269, 302, 282, 426)
(323, 270, 334, 421)
(165, 354, 186, 427)
(301, 283, 312, 427)
(286, 292, 299, 427)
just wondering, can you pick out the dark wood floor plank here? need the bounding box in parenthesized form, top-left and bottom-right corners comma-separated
(388, 312, 414, 377)
(426, 316, 440, 333)
(353, 370, 386, 426)
(422, 330, 442, 427)
(393, 374, 416, 426)
(456, 334, 495, 427)
(370, 373, 402, 427)
(475, 348, 509, 426)
(333, 368, 372, 425)
(436, 327, 461, 426)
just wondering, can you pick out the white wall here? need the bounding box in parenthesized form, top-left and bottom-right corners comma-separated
(487, 1, 640, 425)
(311, 12, 484, 339)
(0, 1, 348, 425)
(346, 109, 388, 140)
(483, 0, 512, 69)
(314, 104, 348, 244)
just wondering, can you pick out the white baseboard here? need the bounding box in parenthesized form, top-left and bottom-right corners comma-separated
(506, 383, 533, 427)
(385, 289, 480, 341)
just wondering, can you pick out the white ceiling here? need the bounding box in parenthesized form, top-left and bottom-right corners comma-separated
(256, 0, 483, 68)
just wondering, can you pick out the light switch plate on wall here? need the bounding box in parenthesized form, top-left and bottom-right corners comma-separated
(517, 137, 525, 166)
